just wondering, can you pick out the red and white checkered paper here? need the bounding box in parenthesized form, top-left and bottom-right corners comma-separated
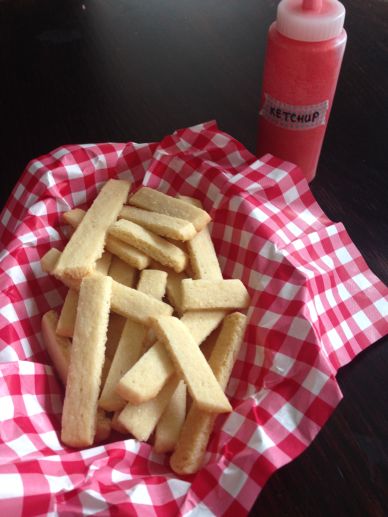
(0, 121, 387, 516)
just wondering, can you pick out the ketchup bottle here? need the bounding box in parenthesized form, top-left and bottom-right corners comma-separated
(257, 0, 347, 182)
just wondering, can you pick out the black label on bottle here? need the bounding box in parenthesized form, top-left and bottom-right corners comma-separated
(260, 94, 329, 130)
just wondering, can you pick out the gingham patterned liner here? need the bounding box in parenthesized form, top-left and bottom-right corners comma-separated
(0, 121, 387, 516)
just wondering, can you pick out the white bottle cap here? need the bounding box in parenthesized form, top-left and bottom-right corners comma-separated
(276, 0, 345, 42)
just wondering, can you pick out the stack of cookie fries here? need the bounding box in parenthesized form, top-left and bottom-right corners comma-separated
(40, 181, 251, 474)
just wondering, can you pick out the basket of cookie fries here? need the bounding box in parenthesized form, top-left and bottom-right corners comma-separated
(0, 121, 387, 515)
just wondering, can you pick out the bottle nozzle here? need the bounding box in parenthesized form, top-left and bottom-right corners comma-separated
(303, 0, 322, 10)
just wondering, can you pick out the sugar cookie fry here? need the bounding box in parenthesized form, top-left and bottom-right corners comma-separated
(99, 319, 147, 412)
(110, 281, 173, 324)
(42, 309, 112, 393)
(61, 275, 112, 447)
(117, 309, 226, 404)
(180, 310, 228, 344)
(207, 312, 247, 383)
(120, 205, 197, 241)
(177, 195, 203, 208)
(62, 209, 113, 275)
(154, 317, 233, 413)
(181, 279, 250, 311)
(179, 196, 223, 280)
(47, 240, 103, 347)
(154, 380, 186, 454)
(137, 269, 168, 301)
(129, 187, 211, 231)
(99, 270, 167, 412)
(62, 208, 85, 228)
(151, 316, 232, 413)
(137, 269, 168, 350)
(109, 219, 188, 273)
(42, 184, 251, 464)
(55, 179, 130, 279)
(41, 249, 173, 323)
(56, 289, 79, 338)
(147, 263, 187, 314)
(108, 256, 137, 288)
(41, 310, 71, 385)
(41, 248, 61, 275)
(41, 309, 112, 443)
(42, 247, 110, 288)
(105, 235, 150, 270)
(170, 312, 247, 474)
(117, 375, 180, 442)
(116, 341, 171, 404)
(41, 249, 81, 291)
(62, 208, 137, 278)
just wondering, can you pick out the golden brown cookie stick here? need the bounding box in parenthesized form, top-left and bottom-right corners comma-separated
(41, 310, 71, 385)
(99, 269, 168, 412)
(41, 248, 62, 275)
(154, 380, 186, 454)
(116, 309, 226, 404)
(181, 279, 250, 311)
(62, 208, 85, 228)
(99, 320, 147, 411)
(151, 316, 232, 413)
(42, 249, 173, 323)
(166, 239, 188, 254)
(177, 195, 202, 208)
(49, 255, 111, 346)
(55, 179, 130, 279)
(110, 280, 173, 324)
(108, 256, 137, 288)
(41, 309, 112, 443)
(52, 227, 106, 319)
(179, 196, 223, 280)
(56, 289, 79, 338)
(137, 269, 168, 350)
(147, 262, 187, 314)
(105, 235, 150, 270)
(170, 312, 247, 474)
(120, 205, 197, 241)
(48, 286, 125, 392)
(129, 187, 211, 231)
(62, 209, 113, 275)
(117, 375, 180, 441)
(41, 249, 84, 290)
(137, 269, 168, 301)
(43, 309, 112, 386)
(61, 275, 112, 447)
(109, 220, 188, 273)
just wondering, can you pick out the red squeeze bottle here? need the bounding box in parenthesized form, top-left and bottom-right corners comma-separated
(257, 0, 347, 182)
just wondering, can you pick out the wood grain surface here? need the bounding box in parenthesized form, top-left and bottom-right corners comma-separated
(0, 0, 387, 515)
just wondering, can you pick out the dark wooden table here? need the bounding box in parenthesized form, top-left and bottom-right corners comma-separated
(1, 0, 387, 515)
